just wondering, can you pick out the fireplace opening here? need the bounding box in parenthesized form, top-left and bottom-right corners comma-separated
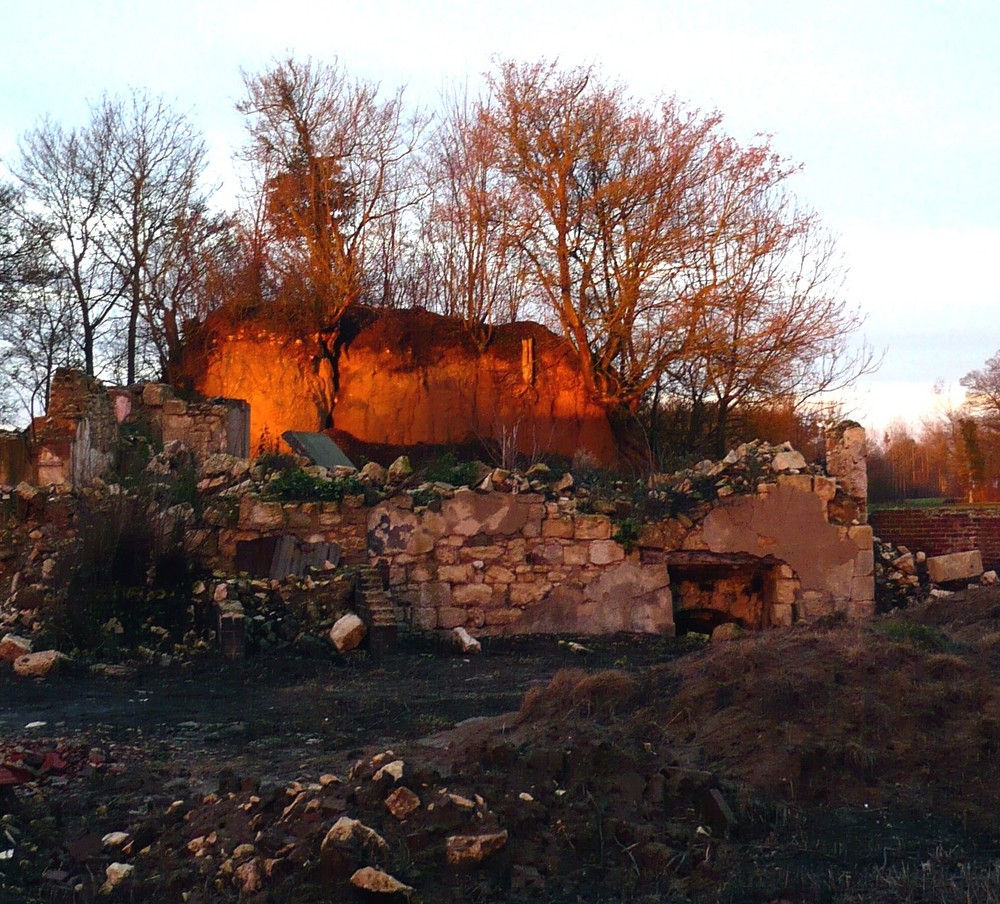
(668, 555, 780, 635)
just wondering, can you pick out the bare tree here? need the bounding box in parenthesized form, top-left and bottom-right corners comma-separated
(421, 85, 531, 346)
(237, 56, 426, 326)
(961, 350, 1000, 426)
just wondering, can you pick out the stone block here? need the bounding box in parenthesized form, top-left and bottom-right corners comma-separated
(770, 603, 793, 627)
(410, 607, 438, 631)
(847, 524, 874, 551)
(484, 564, 515, 584)
(329, 613, 366, 652)
(563, 543, 590, 566)
(533, 542, 564, 565)
(575, 515, 612, 540)
(141, 382, 172, 407)
(436, 607, 467, 629)
(589, 540, 625, 566)
(0, 633, 32, 662)
(773, 579, 798, 605)
(926, 550, 983, 584)
(542, 516, 575, 539)
(438, 564, 474, 583)
(812, 475, 837, 502)
(452, 584, 494, 606)
(13, 650, 69, 677)
(854, 549, 874, 577)
(848, 599, 876, 619)
(509, 581, 552, 606)
(410, 562, 437, 583)
(776, 473, 813, 494)
(419, 582, 452, 607)
(851, 574, 875, 602)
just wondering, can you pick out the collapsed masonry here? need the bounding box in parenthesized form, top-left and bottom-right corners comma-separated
(1, 370, 874, 642)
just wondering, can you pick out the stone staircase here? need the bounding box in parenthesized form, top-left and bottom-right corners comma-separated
(354, 564, 403, 655)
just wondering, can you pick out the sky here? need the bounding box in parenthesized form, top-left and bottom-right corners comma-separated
(2, 0, 998, 437)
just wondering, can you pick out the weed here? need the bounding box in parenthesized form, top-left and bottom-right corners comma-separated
(873, 619, 952, 652)
(263, 466, 367, 502)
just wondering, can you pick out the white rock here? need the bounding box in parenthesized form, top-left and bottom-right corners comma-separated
(102, 832, 131, 849)
(981, 570, 999, 586)
(328, 613, 366, 652)
(452, 627, 481, 653)
(372, 759, 404, 783)
(102, 862, 134, 891)
(771, 450, 807, 471)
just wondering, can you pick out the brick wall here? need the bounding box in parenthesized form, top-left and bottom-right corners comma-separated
(870, 506, 1000, 570)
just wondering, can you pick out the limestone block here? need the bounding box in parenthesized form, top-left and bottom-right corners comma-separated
(452, 626, 482, 653)
(590, 540, 625, 566)
(509, 581, 553, 606)
(245, 501, 285, 531)
(926, 550, 983, 584)
(812, 475, 837, 502)
(410, 606, 438, 631)
(141, 382, 171, 407)
(410, 562, 438, 583)
(452, 584, 493, 606)
(776, 473, 812, 494)
(162, 398, 187, 415)
(438, 563, 474, 583)
(13, 650, 68, 678)
(419, 582, 452, 607)
(534, 542, 564, 565)
(445, 831, 508, 865)
(847, 524, 874, 551)
(485, 564, 515, 584)
(542, 516, 575, 539)
(436, 607, 467, 629)
(575, 515, 612, 540)
(329, 613, 366, 652)
(483, 608, 524, 627)
(459, 544, 504, 563)
(772, 450, 807, 471)
(855, 549, 875, 577)
(848, 599, 876, 619)
(851, 574, 875, 602)
(0, 633, 32, 662)
(773, 579, 798, 605)
(563, 543, 590, 566)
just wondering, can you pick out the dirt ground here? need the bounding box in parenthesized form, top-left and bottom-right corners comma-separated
(4, 594, 1000, 903)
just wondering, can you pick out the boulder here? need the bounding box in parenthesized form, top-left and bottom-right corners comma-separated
(771, 450, 807, 471)
(13, 650, 68, 678)
(0, 634, 32, 662)
(386, 456, 413, 484)
(358, 461, 388, 484)
(385, 786, 421, 820)
(328, 613, 366, 652)
(926, 550, 983, 585)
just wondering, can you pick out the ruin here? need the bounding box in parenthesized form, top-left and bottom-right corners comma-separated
(0, 370, 875, 646)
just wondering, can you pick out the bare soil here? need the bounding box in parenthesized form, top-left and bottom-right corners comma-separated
(4, 593, 1000, 903)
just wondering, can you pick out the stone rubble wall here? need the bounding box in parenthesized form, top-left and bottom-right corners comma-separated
(366, 473, 875, 636)
(189, 495, 371, 573)
(22, 369, 249, 488)
(0, 431, 30, 485)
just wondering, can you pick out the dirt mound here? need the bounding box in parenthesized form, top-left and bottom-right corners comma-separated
(5, 604, 1000, 902)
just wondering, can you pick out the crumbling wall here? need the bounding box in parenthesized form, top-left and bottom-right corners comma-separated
(26, 370, 249, 488)
(185, 309, 619, 465)
(0, 431, 30, 485)
(367, 492, 674, 635)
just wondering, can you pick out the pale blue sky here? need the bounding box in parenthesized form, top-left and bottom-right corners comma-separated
(2, 0, 998, 432)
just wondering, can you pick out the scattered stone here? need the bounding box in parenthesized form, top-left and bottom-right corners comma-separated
(451, 626, 481, 653)
(359, 461, 389, 484)
(711, 623, 741, 643)
(445, 830, 509, 865)
(102, 832, 130, 849)
(770, 450, 807, 471)
(329, 613, 366, 652)
(926, 550, 984, 585)
(982, 570, 999, 586)
(350, 866, 414, 897)
(0, 633, 32, 662)
(929, 588, 956, 599)
(387, 456, 413, 483)
(385, 786, 421, 820)
(372, 759, 404, 784)
(13, 650, 68, 677)
(101, 862, 134, 893)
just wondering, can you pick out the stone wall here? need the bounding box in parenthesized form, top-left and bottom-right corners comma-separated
(366, 472, 875, 636)
(0, 431, 30, 486)
(26, 369, 249, 488)
(191, 495, 371, 573)
(870, 506, 1000, 571)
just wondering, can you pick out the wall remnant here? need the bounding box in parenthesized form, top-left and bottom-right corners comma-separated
(871, 506, 1000, 571)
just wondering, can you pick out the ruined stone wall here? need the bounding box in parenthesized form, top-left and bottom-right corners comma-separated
(366, 475, 875, 636)
(27, 371, 249, 488)
(0, 431, 30, 485)
(191, 495, 370, 572)
(114, 383, 250, 460)
(870, 506, 1000, 571)
(368, 492, 674, 635)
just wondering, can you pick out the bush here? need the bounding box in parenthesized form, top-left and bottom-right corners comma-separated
(264, 466, 367, 502)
